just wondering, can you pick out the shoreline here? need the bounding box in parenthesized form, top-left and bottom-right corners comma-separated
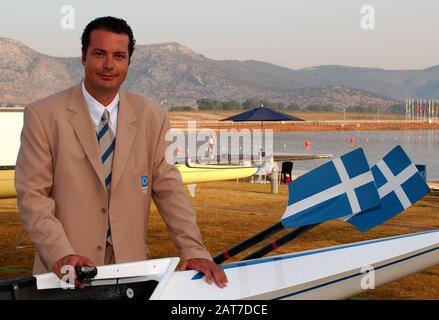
(2, 108, 438, 132)
(170, 121, 439, 132)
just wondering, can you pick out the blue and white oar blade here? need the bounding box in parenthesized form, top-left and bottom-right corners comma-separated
(346, 145, 430, 232)
(281, 148, 380, 228)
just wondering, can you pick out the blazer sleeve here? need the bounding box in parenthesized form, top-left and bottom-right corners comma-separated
(15, 105, 75, 271)
(151, 112, 212, 261)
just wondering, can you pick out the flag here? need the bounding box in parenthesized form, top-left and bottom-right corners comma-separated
(428, 100, 431, 120)
(345, 145, 429, 232)
(281, 148, 380, 228)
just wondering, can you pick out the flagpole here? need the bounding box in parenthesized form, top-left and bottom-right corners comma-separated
(410, 99, 414, 122)
(435, 100, 437, 123)
(416, 99, 418, 123)
(411, 98, 413, 122)
(436, 100, 439, 123)
(405, 98, 409, 122)
(424, 99, 427, 122)
(428, 99, 431, 123)
(412, 98, 415, 122)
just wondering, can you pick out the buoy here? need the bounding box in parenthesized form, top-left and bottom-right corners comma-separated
(304, 140, 311, 150)
(350, 137, 356, 145)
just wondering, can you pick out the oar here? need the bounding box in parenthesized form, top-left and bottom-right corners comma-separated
(214, 148, 380, 264)
(243, 151, 431, 261)
(214, 214, 342, 264)
(242, 223, 320, 260)
(213, 222, 284, 264)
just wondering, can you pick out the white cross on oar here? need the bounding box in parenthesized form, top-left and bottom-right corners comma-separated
(376, 160, 418, 209)
(282, 157, 374, 220)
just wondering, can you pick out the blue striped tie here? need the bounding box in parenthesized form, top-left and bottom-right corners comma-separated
(97, 109, 115, 245)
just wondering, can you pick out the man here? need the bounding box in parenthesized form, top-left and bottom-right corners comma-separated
(208, 134, 216, 159)
(15, 16, 227, 289)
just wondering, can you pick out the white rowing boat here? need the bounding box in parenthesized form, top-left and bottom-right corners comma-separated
(2, 147, 436, 300)
(22, 229, 437, 300)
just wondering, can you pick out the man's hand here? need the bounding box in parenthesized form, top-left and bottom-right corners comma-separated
(52, 254, 94, 289)
(179, 258, 228, 288)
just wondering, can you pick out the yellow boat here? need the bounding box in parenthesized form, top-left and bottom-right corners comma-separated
(0, 164, 257, 199)
(176, 163, 257, 184)
(0, 169, 15, 199)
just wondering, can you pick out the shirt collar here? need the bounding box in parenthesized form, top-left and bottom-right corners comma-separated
(81, 80, 119, 128)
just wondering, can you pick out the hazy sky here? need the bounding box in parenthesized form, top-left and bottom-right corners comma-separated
(1, 0, 438, 70)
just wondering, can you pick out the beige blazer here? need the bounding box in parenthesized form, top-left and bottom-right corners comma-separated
(15, 84, 212, 275)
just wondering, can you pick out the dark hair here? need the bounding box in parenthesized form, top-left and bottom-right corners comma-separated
(81, 16, 136, 62)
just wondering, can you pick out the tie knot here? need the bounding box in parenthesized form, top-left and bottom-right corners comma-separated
(101, 109, 110, 122)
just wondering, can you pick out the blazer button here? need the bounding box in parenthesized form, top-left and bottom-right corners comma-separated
(97, 245, 103, 252)
(101, 208, 106, 214)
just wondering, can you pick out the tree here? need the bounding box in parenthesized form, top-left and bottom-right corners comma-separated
(387, 104, 404, 114)
(242, 98, 260, 110)
(347, 105, 380, 113)
(287, 103, 300, 111)
(305, 104, 334, 112)
(197, 98, 222, 110)
(222, 100, 241, 110)
(169, 106, 193, 112)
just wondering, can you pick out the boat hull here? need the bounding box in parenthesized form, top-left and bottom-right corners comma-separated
(158, 230, 439, 299)
(0, 164, 257, 198)
(0, 230, 437, 300)
(176, 163, 257, 184)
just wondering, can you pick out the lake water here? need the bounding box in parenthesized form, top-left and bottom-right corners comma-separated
(273, 130, 439, 180)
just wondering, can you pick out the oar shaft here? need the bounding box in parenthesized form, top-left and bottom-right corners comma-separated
(214, 222, 284, 264)
(243, 223, 320, 260)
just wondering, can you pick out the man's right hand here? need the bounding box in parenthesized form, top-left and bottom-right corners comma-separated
(52, 254, 94, 289)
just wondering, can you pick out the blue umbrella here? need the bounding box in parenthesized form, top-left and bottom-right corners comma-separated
(221, 105, 304, 124)
(221, 105, 304, 162)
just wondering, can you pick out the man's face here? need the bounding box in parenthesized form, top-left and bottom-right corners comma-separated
(82, 29, 130, 93)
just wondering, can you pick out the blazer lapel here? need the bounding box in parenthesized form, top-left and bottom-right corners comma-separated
(110, 91, 137, 193)
(67, 84, 106, 190)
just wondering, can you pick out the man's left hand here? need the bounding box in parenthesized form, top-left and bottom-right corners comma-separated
(179, 258, 228, 288)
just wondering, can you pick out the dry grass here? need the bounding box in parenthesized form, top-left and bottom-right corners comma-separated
(0, 182, 438, 299)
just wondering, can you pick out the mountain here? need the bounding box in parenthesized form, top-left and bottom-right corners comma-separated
(2, 37, 437, 110)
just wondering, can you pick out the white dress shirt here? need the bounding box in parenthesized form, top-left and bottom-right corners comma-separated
(81, 81, 119, 135)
